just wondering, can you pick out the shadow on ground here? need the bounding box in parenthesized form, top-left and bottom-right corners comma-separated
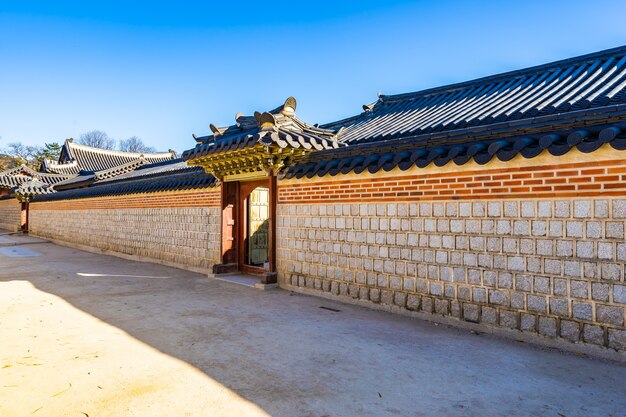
(1, 240, 625, 416)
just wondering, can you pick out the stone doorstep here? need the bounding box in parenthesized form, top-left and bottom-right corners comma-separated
(209, 273, 279, 291)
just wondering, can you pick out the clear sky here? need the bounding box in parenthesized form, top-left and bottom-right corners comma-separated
(1, 0, 626, 153)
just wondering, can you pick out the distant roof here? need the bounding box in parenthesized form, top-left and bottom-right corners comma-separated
(35, 165, 216, 201)
(0, 164, 71, 189)
(327, 45, 626, 144)
(42, 139, 176, 174)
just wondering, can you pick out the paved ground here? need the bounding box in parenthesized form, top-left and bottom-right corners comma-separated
(0, 234, 625, 417)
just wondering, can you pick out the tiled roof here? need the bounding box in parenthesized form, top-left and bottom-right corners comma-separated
(282, 121, 626, 179)
(35, 168, 217, 202)
(182, 97, 343, 161)
(13, 178, 54, 198)
(40, 159, 80, 175)
(46, 139, 176, 174)
(327, 46, 626, 144)
(0, 165, 72, 188)
(97, 159, 205, 184)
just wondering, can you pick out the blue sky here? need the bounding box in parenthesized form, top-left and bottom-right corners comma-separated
(1, 0, 626, 153)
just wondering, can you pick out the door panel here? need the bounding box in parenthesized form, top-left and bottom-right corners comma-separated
(222, 182, 239, 264)
(247, 187, 269, 266)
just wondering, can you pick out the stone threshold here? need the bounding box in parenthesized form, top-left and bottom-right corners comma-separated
(209, 272, 279, 290)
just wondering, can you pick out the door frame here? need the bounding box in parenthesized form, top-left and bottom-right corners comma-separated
(219, 174, 277, 277)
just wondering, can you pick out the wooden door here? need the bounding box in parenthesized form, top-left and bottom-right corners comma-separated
(221, 182, 239, 265)
(247, 187, 269, 266)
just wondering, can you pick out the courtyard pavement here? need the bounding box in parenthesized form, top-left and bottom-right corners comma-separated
(0, 233, 624, 416)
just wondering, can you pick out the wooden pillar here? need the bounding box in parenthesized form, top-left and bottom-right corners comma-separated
(20, 201, 29, 233)
(267, 174, 278, 278)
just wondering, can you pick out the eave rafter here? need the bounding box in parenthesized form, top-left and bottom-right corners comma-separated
(187, 143, 309, 181)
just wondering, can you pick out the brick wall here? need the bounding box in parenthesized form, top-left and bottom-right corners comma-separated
(277, 154, 626, 354)
(30, 190, 222, 272)
(0, 198, 21, 232)
(279, 158, 626, 203)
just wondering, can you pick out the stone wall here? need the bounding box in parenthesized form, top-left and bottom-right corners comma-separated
(277, 198, 626, 354)
(30, 191, 221, 273)
(0, 198, 21, 232)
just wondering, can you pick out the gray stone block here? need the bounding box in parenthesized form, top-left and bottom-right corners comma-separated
(597, 242, 614, 260)
(483, 270, 497, 287)
(536, 239, 553, 256)
(594, 200, 609, 218)
(487, 202, 501, 217)
(533, 276, 550, 294)
(576, 242, 594, 259)
(380, 290, 393, 305)
(596, 305, 624, 326)
(573, 302, 593, 320)
(459, 202, 471, 217)
(489, 290, 508, 306)
(528, 295, 547, 313)
(570, 280, 588, 299)
(606, 222, 624, 239)
(496, 220, 511, 235)
(499, 310, 518, 329)
(600, 263, 621, 281)
(566, 221, 583, 238)
(473, 287, 487, 303)
(586, 221, 602, 239)
(573, 201, 591, 218)
(548, 221, 563, 237)
(583, 324, 605, 346)
(537, 201, 552, 218)
(511, 292, 525, 309)
(564, 261, 581, 277)
(520, 313, 536, 331)
(612, 200, 626, 219)
(553, 279, 568, 296)
(508, 256, 524, 271)
(406, 294, 420, 311)
(614, 285, 626, 304)
(608, 329, 626, 351)
(560, 320, 580, 342)
(532, 221, 547, 237)
(555, 201, 570, 218)
(421, 297, 433, 313)
(463, 303, 479, 322)
(591, 283, 609, 302)
(394, 291, 407, 307)
(515, 274, 532, 292)
(521, 201, 535, 218)
(544, 259, 562, 275)
(556, 240, 573, 257)
(458, 286, 471, 301)
(498, 272, 513, 289)
(549, 298, 569, 317)
(504, 202, 518, 217)
(513, 220, 530, 236)
(435, 299, 450, 315)
(538, 316, 557, 337)
(481, 306, 497, 324)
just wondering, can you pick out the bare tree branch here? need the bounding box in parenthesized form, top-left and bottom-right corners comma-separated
(118, 136, 157, 153)
(78, 130, 116, 150)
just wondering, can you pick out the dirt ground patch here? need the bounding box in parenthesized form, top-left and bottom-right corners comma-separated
(1, 239, 625, 416)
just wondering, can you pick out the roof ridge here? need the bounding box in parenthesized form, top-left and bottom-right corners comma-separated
(379, 45, 626, 103)
(67, 140, 174, 158)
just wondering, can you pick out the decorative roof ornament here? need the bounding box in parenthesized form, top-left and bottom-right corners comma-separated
(182, 97, 346, 180)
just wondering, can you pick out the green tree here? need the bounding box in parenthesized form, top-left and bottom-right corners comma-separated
(33, 142, 62, 166)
